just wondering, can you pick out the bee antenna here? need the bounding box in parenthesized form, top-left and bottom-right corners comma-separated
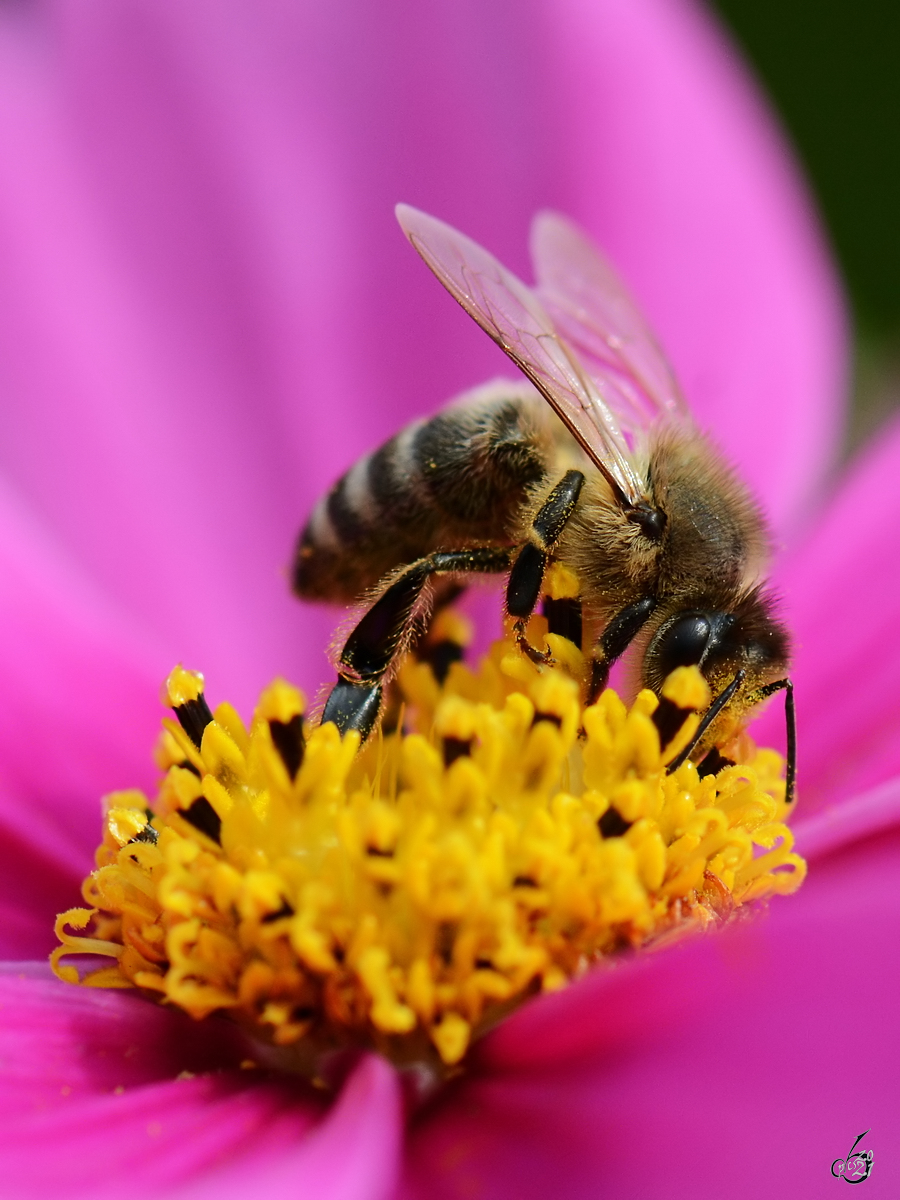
(784, 680, 796, 806)
(666, 669, 746, 775)
(666, 673, 796, 810)
(753, 678, 796, 808)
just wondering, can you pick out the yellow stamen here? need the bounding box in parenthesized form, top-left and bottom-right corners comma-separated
(52, 620, 805, 1077)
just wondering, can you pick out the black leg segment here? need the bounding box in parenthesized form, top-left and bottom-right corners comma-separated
(321, 678, 385, 742)
(588, 595, 657, 701)
(322, 545, 514, 740)
(506, 543, 547, 618)
(505, 470, 584, 621)
(341, 562, 431, 681)
(507, 470, 585, 665)
(532, 470, 585, 544)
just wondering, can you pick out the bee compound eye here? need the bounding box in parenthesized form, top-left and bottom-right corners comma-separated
(655, 613, 712, 676)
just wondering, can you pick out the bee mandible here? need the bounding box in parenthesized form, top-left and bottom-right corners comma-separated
(293, 205, 795, 799)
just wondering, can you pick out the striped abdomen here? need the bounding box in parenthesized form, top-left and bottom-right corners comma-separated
(293, 382, 554, 602)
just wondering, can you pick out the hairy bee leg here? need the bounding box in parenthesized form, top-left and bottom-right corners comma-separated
(380, 585, 470, 730)
(587, 595, 658, 703)
(322, 546, 514, 739)
(506, 470, 585, 663)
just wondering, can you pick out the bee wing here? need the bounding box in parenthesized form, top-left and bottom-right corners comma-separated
(530, 211, 691, 437)
(395, 203, 647, 506)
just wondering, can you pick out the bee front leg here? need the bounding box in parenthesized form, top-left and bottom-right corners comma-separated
(588, 596, 658, 703)
(507, 469, 585, 664)
(322, 546, 514, 740)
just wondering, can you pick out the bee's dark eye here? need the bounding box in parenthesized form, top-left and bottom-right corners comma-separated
(655, 613, 712, 675)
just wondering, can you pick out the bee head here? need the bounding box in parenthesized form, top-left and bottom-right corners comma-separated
(646, 589, 795, 802)
(646, 587, 790, 697)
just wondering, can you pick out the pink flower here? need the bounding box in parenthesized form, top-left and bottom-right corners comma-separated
(0, 0, 895, 1196)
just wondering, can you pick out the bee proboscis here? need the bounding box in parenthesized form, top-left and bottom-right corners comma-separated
(293, 205, 795, 800)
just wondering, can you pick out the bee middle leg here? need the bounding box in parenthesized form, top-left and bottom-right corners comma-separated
(506, 469, 585, 663)
(322, 546, 514, 740)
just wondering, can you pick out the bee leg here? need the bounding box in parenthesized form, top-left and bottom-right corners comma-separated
(587, 596, 658, 703)
(513, 612, 554, 666)
(381, 584, 469, 730)
(322, 546, 514, 740)
(507, 470, 585, 663)
(321, 678, 384, 741)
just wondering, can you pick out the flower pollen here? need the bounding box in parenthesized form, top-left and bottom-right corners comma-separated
(52, 620, 805, 1077)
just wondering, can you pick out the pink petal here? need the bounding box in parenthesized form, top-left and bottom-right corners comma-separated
(0, 966, 250, 1105)
(0, 0, 843, 725)
(170, 1055, 402, 1200)
(756, 411, 900, 815)
(403, 831, 900, 1198)
(0, 476, 161, 857)
(0, 783, 86, 957)
(0, 969, 402, 1199)
(794, 774, 900, 861)
(0, 3, 337, 712)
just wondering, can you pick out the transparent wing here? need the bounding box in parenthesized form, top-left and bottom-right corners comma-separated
(395, 203, 647, 505)
(530, 211, 690, 440)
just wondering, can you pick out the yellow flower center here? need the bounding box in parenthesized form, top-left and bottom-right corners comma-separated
(52, 613, 805, 1078)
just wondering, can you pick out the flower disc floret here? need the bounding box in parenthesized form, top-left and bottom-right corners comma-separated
(53, 626, 805, 1075)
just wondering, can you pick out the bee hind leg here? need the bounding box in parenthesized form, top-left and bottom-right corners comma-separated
(379, 583, 467, 732)
(322, 546, 514, 741)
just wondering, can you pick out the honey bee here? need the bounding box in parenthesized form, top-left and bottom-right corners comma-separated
(293, 205, 795, 799)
